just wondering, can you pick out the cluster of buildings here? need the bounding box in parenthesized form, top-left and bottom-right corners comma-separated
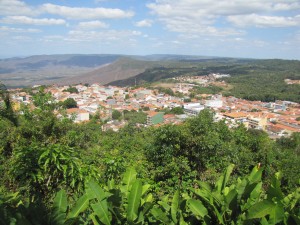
(8, 81, 300, 137)
(172, 73, 230, 85)
(284, 79, 300, 85)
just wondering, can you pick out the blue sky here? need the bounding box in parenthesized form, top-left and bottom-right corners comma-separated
(0, 0, 299, 59)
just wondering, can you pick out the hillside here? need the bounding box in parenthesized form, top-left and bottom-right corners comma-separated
(109, 58, 300, 103)
(0, 54, 121, 87)
(56, 57, 163, 86)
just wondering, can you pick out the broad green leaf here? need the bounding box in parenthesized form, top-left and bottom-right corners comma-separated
(53, 190, 68, 213)
(142, 184, 150, 196)
(224, 164, 234, 186)
(283, 187, 300, 210)
(127, 179, 142, 222)
(90, 214, 101, 225)
(86, 180, 110, 202)
(236, 179, 247, 202)
(268, 203, 284, 225)
(249, 182, 262, 201)
(267, 172, 284, 201)
(225, 189, 238, 211)
(122, 167, 137, 195)
(248, 165, 263, 183)
(243, 182, 263, 211)
(187, 199, 208, 218)
(52, 190, 68, 224)
(67, 194, 89, 219)
(107, 179, 115, 190)
(260, 217, 269, 225)
(179, 212, 188, 225)
(137, 202, 154, 224)
(151, 207, 170, 224)
(216, 164, 234, 193)
(196, 181, 212, 192)
(193, 188, 210, 202)
(141, 193, 153, 206)
(171, 190, 179, 223)
(246, 200, 275, 219)
(92, 201, 111, 225)
(159, 195, 170, 212)
(158, 200, 170, 212)
(215, 175, 224, 193)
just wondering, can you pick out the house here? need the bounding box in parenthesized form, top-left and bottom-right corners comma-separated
(147, 111, 164, 125)
(183, 103, 205, 115)
(66, 108, 89, 123)
(223, 112, 247, 123)
(205, 99, 223, 109)
(223, 112, 248, 127)
(247, 116, 268, 130)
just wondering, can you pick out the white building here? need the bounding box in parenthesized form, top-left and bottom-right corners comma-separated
(66, 108, 90, 123)
(205, 99, 223, 109)
(183, 103, 205, 115)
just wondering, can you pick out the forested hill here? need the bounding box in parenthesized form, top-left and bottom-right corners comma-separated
(109, 58, 300, 103)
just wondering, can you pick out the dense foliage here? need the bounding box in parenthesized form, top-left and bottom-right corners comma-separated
(0, 85, 299, 224)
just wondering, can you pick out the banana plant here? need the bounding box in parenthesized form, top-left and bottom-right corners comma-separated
(189, 164, 300, 225)
(87, 167, 154, 225)
(246, 172, 300, 225)
(187, 164, 266, 224)
(0, 190, 89, 225)
(50, 190, 90, 225)
(150, 190, 188, 225)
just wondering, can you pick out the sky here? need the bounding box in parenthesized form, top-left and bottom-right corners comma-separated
(0, 0, 300, 59)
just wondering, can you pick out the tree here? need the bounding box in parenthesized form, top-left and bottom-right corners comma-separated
(32, 87, 55, 111)
(63, 86, 79, 93)
(112, 110, 122, 120)
(62, 98, 77, 109)
(124, 110, 147, 124)
(0, 82, 18, 126)
(170, 106, 184, 115)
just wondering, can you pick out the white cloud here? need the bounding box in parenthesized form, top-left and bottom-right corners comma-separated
(228, 14, 300, 27)
(148, 0, 300, 35)
(66, 29, 142, 42)
(135, 19, 153, 27)
(0, 26, 41, 33)
(12, 35, 32, 41)
(0, 16, 67, 26)
(78, 20, 109, 29)
(0, 0, 36, 16)
(41, 3, 134, 20)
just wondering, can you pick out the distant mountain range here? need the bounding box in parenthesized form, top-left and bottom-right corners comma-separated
(0, 54, 222, 88)
(1, 54, 298, 88)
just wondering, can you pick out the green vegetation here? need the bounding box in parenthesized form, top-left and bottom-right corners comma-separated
(63, 86, 79, 93)
(59, 98, 78, 109)
(112, 110, 122, 120)
(191, 85, 223, 95)
(1, 166, 299, 224)
(124, 110, 147, 124)
(111, 58, 300, 103)
(162, 106, 184, 115)
(0, 84, 299, 224)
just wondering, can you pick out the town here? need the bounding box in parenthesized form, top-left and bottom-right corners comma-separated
(8, 73, 300, 138)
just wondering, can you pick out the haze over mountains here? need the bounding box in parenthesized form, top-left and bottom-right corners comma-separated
(1, 54, 299, 89)
(0, 54, 221, 88)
